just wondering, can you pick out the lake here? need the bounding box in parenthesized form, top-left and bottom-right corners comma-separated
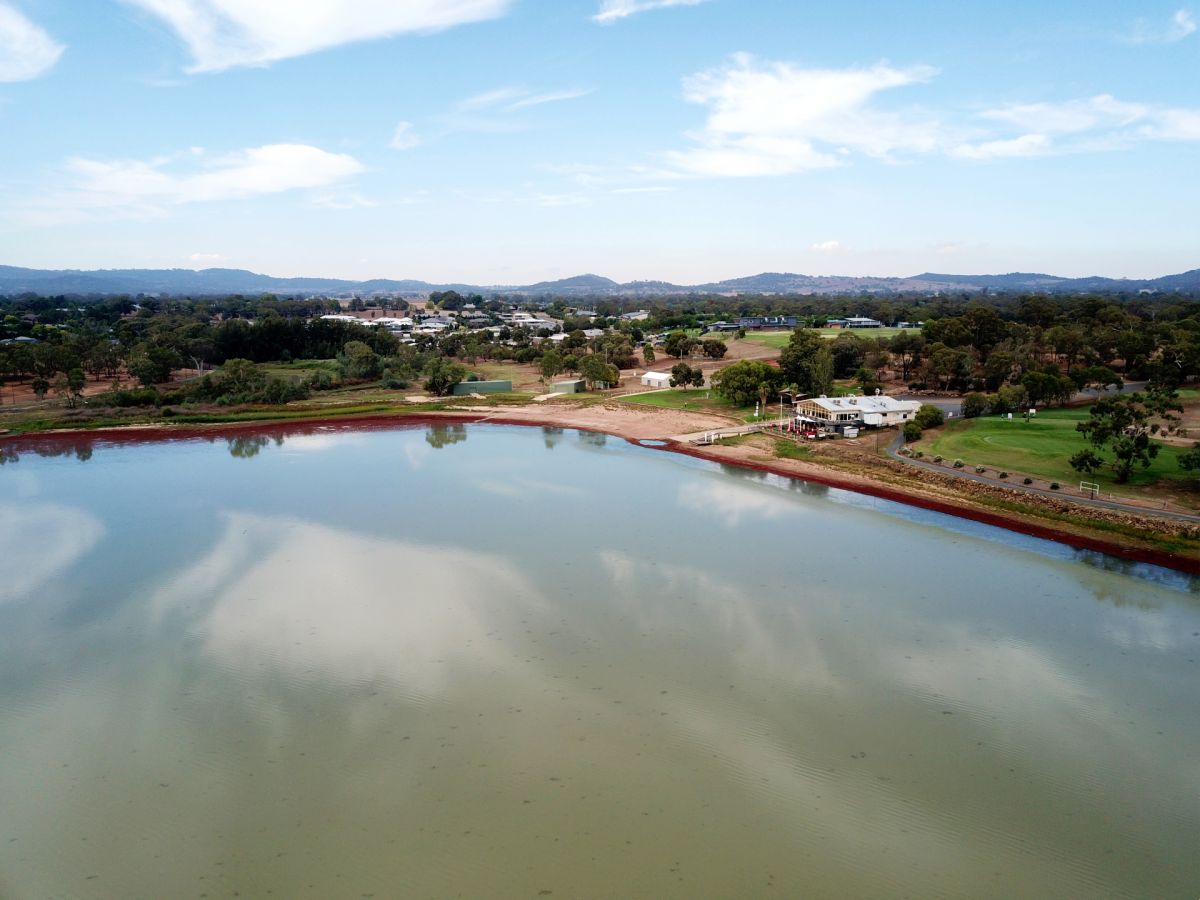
(1, 422, 1197, 898)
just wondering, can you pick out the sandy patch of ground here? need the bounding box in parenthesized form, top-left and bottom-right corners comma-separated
(448, 400, 736, 440)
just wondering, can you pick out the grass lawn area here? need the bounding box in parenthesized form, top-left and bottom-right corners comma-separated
(921, 407, 1190, 492)
(621, 388, 763, 422)
(817, 326, 907, 340)
(468, 362, 544, 388)
(742, 327, 909, 350)
(741, 331, 793, 349)
(255, 359, 337, 378)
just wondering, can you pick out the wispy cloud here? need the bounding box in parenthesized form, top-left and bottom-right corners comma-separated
(389, 120, 421, 150)
(508, 88, 591, 110)
(666, 54, 940, 177)
(610, 185, 675, 194)
(952, 94, 1200, 158)
(459, 85, 590, 113)
(593, 0, 708, 24)
(310, 191, 378, 210)
(431, 84, 591, 135)
(0, 2, 64, 82)
(949, 133, 1051, 160)
(811, 240, 842, 254)
(123, 0, 512, 73)
(24, 143, 363, 224)
(189, 252, 229, 263)
(1124, 8, 1196, 43)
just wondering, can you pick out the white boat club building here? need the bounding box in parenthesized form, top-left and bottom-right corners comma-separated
(795, 395, 921, 429)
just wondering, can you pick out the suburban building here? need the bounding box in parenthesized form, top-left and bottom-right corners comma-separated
(737, 315, 799, 330)
(795, 395, 921, 429)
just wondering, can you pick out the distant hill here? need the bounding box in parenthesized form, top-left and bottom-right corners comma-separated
(1, 263, 1197, 297)
(521, 274, 621, 293)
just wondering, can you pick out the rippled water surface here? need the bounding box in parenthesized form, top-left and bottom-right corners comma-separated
(1, 423, 1198, 899)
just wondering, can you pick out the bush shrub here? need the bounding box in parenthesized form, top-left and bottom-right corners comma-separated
(1023, 477, 1033, 485)
(953, 459, 964, 469)
(933, 454, 943, 463)
(999, 471, 1008, 479)
(1050, 482, 1060, 490)
(914, 404, 946, 430)
(961, 392, 990, 419)
(975, 465, 986, 474)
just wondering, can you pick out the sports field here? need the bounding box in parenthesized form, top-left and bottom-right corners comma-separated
(923, 407, 1189, 490)
(743, 327, 909, 349)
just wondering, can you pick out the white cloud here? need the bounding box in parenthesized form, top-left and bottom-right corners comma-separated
(1125, 8, 1196, 43)
(811, 240, 842, 253)
(1170, 8, 1198, 38)
(508, 88, 591, 110)
(26, 143, 363, 223)
(666, 55, 940, 177)
(0, 2, 64, 82)
(389, 120, 420, 150)
(658, 54, 1200, 179)
(610, 185, 674, 194)
(458, 85, 589, 112)
(123, 0, 511, 72)
(594, 0, 708, 24)
(1141, 107, 1200, 140)
(188, 252, 228, 263)
(949, 133, 1051, 160)
(954, 94, 1200, 157)
(309, 191, 378, 209)
(980, 94, 1148, 135)
(430, 84, 591, 136)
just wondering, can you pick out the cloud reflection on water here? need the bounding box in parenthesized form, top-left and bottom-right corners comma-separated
(0, 502, 105, 604)
(677, 478, 804, 526)
(151, 511, 547, 692)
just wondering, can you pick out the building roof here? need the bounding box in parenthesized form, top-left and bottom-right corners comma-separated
(799, 395, 920, 414)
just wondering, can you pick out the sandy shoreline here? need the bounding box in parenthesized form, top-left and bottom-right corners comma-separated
(5, 403, 1199, 575)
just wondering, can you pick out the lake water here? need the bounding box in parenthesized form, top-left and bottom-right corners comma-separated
(1, 423, 1198, 899)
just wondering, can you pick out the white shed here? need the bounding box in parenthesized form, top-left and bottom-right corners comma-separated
(640, 371, 673, 388)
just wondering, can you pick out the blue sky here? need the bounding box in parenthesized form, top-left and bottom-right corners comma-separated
(0, 0, 1197, 284)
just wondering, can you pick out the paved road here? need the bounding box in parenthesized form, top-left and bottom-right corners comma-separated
(895, 395, 962, 416)
(896, 381, 1150, 419)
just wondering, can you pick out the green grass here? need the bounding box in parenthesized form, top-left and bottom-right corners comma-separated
(742, 327, 908, 349)
(816, 326, 907, 340)
(256, 359, 337, 378)
(772, 437, 813, 460)
(740, 331, 793, 349)
(621, 388, 761, 422)
(922, 407, 1189, 492)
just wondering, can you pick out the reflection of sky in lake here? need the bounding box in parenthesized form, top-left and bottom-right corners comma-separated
(0, 423, 1198, 899)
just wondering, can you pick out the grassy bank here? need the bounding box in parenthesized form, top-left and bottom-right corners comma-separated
(621, 388, 761, 422)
